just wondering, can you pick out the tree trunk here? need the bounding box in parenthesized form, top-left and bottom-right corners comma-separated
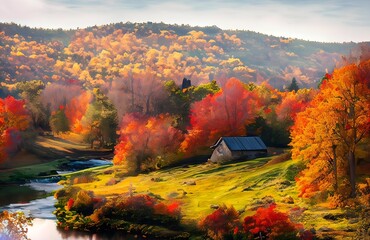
(134, 157, 141, 175)
(348, 150, 356, 198)
(333, 145, 338, 192)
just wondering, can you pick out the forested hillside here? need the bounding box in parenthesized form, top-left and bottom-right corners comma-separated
(0, 22, 358, 91)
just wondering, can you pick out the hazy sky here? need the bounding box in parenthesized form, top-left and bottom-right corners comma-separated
(1, 0, 369, 43)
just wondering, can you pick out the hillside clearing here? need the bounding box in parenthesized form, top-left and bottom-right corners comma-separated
(65, 156, 360, 239)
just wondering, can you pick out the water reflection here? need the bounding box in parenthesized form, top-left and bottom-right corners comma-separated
(1, 196, 56, 219)
(0, 184, 47, 206)
(28, 219, 141, 240)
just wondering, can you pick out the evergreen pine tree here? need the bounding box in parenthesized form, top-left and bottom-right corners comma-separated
(288, 77, 299, 91)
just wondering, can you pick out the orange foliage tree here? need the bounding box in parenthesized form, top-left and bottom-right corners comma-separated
(0, 96, 29, 161)
(64, 91, 92, 133)
(181, 78, 262, 154)
(291, 60, 370, 199)
(276, 89, 314, 122)
(113, 113, 184, 174)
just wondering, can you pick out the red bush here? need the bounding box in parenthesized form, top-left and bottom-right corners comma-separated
(121, 194, 157, 210)
(243, 204, 300, 239)
(154, 201, 181, 217)
(66, 198, 74, 211)
(199, 205, 240, 240)
(199, 203, 314, 240)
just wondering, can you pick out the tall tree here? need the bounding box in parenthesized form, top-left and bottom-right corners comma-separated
(181, 78, 262, 154)
(16, 80, 48, 129)
(49, 106, 70, 134)
(113, 113, 184, 174)
(64, 91, 92, 133)
(291, 60, 370, 199)
(288, 77, 299, 92)
(0, 96, 29, 161)
(82, 88, 118, 148)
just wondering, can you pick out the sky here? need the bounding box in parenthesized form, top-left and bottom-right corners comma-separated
(1, 0, 369, 43)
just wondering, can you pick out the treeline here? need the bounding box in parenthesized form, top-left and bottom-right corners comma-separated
(0, 22, 358, 90)
(1, 74, 314, 170)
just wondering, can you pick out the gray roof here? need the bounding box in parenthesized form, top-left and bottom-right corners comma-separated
(211, 136, 267, 151)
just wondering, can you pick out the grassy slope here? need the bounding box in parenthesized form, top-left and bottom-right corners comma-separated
(68, 156, 359, 238)
(0, 159, 69, 183)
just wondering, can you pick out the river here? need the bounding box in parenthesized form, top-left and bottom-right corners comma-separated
(0, 159, 141, 240)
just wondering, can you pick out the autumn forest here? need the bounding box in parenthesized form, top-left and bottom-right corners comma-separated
(0, 22, 369, 239)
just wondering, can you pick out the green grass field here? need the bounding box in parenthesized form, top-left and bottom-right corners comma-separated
(0, 159, 69, 183)
(64, 156, 360, 239)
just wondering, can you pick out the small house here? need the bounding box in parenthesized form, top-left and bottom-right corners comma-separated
(209, 136, 267, 163)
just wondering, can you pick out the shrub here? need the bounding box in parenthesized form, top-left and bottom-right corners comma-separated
(356, 208, 370, 239)
(243, 204, 300, 240)
(98, 194, 182, 226)
(55, 189, 184, 235)
(114, 194, 157, 222)
(199, 203, 313, 240)
(68, 190, 104, 216)
(54, 186, 81, 201)
(154, 201, 181, 217)
(71, 174, 96, 184)
(153, 201, 182, 225)
(199, 204, 240, 240)
(65, 198, 74, 211)
(358, 178, 370, 208)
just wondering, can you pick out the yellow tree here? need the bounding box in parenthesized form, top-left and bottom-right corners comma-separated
(291, 96, 342, 197)
(291, 60, 370, 199)
(331, 61, 370, 197)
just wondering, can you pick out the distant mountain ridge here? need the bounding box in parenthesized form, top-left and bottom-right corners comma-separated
(0, 22, 363, 89)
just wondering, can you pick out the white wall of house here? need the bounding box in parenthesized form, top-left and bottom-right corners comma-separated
(210, 140, 267, 163)
(209, 140, 233, 163)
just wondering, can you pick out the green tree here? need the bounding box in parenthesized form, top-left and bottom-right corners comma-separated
(16, 80, 49, 129)
(83, 88, 118, 148)
(246, 116, 291, 147)
(190, 80, 220, 101)
(288, 77, 299, 92)
(49, 107, 70, 134)
(161, 80, 220, 130)
(161, 80, 191, 130)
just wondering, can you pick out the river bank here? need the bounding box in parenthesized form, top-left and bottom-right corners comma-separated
(0, 170, 141, 240)
(0, 135, 113, 184)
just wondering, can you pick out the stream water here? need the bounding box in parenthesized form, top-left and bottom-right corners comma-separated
(0, 159, 140, 240)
